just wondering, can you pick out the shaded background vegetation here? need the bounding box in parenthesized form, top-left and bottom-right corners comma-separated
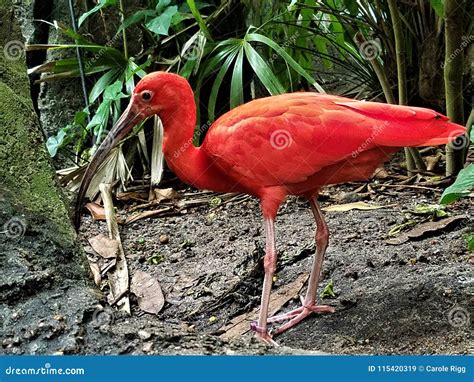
(22, 0, 473, 243)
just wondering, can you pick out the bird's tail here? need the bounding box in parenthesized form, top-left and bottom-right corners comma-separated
(337, 101, 467, 147)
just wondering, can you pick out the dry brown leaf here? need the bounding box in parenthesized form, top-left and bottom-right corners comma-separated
(322, 201, 391, 212)
(151, 188, 179, 203)
(85, 202, 106, 221)
(373, 166, 390, 179)
(117, 191, 148, 202)
(130, 270, 165, 314)
(386, 215, 467, 245)
(88, 234, 119, 259)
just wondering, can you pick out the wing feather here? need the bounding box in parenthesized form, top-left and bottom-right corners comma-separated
(203, 93, 464, 187)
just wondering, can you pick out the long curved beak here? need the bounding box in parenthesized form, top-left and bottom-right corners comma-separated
(74, 101, 143, 230)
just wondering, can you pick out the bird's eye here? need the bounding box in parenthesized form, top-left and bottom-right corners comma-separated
(141, 91, 152, 101)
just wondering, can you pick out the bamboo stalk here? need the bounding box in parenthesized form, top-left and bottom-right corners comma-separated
(387, 0, 425, 175)
(444, 0, 466, 175)
(119, 0, 129, 60)
(463, 108, 473, 162)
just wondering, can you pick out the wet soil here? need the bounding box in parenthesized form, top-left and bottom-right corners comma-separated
(2, 179, 473, 355)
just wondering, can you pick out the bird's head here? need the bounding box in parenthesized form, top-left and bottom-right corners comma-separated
(74, 71, 190, 229)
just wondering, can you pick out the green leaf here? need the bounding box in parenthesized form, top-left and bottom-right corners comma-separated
(320, 280, 336, 299)
(89, 68, 121, 104)
(200, 42, 239, 78)
(156, 0, 172, 12)
(179, 1, 212, 13)
(343, 0, 359, 15)
(246, 33, 325, 93)
(74, 111, 89, 125)
(208, 49, 239, 120)
(118, 9, 156, 33)
(87, 101, 110, 134)
(314, 35, 332, 69)
(243, 41, 284, 95)
(230, 48, 244, 108)
(411, 204, 448, 218)
(103, 80, 127, 101)
(466, 235, 474, 251)
(78, 0, 118, 27)
(145, 6, 178, 36)
(440, 164, 474, 204)
(46, 129, 66, 157)
(186, 0, 213, 41)
(429, 0, 444, 17)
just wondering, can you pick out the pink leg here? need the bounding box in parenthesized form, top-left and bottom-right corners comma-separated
(269, 197, 335, 335)
(251, 216, 279, 345)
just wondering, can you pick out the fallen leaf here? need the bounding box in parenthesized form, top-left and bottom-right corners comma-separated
(84, 202, 125, 224)
(88, 234, 119, 259)
(322, 201, 392, 212)
(320, 280, 336, 299)
(85, 202, 106, 221)
(130, 270, 165, 314)
(386, 215, 467, 245)
(151, 188, 179, 203)
(117, 191, 148, 202)
(410, 204, 448, 218)
(388, 220, 417, 236)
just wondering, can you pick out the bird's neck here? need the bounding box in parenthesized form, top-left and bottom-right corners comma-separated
(160, 92, 215, 190)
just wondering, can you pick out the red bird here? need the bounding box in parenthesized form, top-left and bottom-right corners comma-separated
(75, 72, 465, 344)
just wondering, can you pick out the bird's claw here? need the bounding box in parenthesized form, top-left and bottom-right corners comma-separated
(250, 321, 279, 346)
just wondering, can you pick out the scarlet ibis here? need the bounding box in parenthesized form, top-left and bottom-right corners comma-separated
(75, 72, 465, 344)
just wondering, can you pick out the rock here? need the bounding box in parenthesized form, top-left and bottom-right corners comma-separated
(138, 330, 152, 340)
(142, 342, 154, 353)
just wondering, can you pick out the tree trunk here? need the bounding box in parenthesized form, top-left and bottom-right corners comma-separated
(444, 0, 466, 176)
(0, 0, 96, 354)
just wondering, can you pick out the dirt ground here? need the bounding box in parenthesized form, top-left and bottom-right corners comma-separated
(72, 177, 473, 355)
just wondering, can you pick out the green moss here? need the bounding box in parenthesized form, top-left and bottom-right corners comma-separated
(0, 80, 75, 247)
(0, 2, 30, 99)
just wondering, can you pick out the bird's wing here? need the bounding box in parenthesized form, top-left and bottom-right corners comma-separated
(203, 93, 462, 186)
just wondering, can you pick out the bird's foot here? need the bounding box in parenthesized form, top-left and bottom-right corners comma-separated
(267, 298, 335, 336)
(250, 322, 279, 346)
